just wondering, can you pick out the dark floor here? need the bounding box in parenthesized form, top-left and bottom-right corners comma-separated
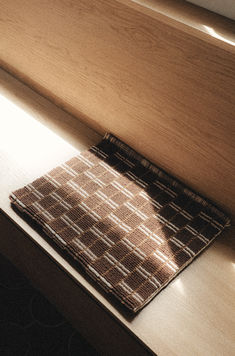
(0, 253, 99, 356)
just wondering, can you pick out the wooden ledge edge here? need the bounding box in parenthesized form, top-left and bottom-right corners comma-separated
(116, 0, 235, 53)
(0, 210, 154, 356)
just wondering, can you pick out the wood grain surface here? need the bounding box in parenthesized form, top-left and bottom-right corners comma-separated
(0, 68, 235, 355)
(0, 0, 235, 218)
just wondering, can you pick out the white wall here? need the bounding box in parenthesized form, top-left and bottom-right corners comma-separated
(186, 0, 235, 20)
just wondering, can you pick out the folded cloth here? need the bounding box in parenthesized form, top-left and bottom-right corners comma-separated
(10, 133, 230, 312)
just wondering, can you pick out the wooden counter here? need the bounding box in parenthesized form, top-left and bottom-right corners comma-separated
(1, 68, 234, 355)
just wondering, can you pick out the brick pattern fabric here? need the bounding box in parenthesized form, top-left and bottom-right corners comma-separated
(10, 133, 230, 312)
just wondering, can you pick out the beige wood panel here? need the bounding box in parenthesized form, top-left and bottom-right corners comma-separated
(0, 68, 235, 356)
(0, 0, 234, 217)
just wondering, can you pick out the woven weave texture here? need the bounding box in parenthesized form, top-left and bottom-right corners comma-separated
(10, 134, 230, 312)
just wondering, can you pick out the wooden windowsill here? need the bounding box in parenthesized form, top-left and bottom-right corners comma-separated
(1, 68, 234, 355)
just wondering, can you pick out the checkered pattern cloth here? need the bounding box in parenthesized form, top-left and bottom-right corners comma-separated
(10, 133, 230, 312)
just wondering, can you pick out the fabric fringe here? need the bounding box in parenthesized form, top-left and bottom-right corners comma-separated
(103, 133, 231, 227)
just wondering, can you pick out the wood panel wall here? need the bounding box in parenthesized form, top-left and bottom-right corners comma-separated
(0, 0, 234, 217)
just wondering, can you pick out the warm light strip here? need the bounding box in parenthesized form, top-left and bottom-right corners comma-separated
(203, 25, 235, 46)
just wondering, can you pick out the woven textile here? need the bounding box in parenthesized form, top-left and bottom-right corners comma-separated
(10, 133, 230, 312)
